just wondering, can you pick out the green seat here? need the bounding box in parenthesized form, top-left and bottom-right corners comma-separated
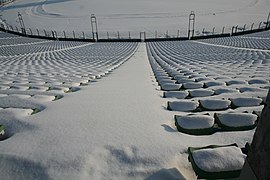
(0, 124, 5, 140)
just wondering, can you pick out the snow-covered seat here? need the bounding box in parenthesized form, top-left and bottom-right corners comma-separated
(214, 112, 258, 131)
(189, 89, 214, 97)
(167, 100, 199, 112)
(214, 88, 239, 95)
(182, 82, 203, 89)
(188, 144, 246, 179)
(199, 99, 231, 110)
(226, 80, 247, 86)
(160, 83, 181, 91)
(204, 81, 226, 88)
(175, 114, 215, 135)
(163, 91, 188, 99)
(230, 97, 263, 108)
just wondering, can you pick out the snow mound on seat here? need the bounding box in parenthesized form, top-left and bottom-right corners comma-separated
(0, 108, 33, 117)
(159, 79, 175, 85)
(168, 100, 199, 112)
(175, 115, 214, 129)
(0, 96, 45, 110)
(204, 81, 226, 87)
(182, 82, 203, 89)
(215, 113, 257, 127)
(192, 146, 246, 172)
(160, 83, 181, 91)
(31, 95, 56, 102)
(231, 97, 262, 107)
(214, 88, 239, 95)
(189, 89, 214, 97)
(248, 79, 268, 84)
(226, 80, 247, 85)
(239, 87, 266, 93)
(200, 99, 231, 110)
(164, 91, 188, 99)
(9, 86, 29, 91)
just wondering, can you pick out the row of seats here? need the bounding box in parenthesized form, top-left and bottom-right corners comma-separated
(146, 34, 270, 178)
(0, 31, 138, 141)
(199, 31, 270, 50)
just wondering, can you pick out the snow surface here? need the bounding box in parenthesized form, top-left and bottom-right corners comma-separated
(1, 0, 270, 37)
(0, 0, 270, 179)
(192, 146, 246, 172)
(0, 39, 259, 179)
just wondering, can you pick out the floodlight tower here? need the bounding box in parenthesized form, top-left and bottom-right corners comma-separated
(188, 11, 195, 39)
(91, 14, 98, 41)
(266, 11, 270, 29)
(18, 12, 26, 34)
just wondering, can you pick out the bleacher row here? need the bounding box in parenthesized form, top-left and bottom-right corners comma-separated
(146, 30, 270, 178)
(0, 31, 138, 140)
(199, 31, 270, 50)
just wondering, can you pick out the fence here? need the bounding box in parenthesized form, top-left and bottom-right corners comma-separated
(0, 0, 270, 41)
(0, 20, 269, 42)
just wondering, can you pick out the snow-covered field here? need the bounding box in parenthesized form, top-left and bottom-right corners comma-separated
(1, 0, 270, 38)
(0, 0, 270, 179)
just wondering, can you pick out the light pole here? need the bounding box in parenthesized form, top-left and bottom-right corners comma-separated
(90, 14, 98, 41)
(18, 12, 26, 34)
(265, 11, 270, 29)
(188, 11, 195, 39)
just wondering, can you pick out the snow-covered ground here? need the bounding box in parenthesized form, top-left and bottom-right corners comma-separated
(0, 29, 269, 179)
(1, 0, 270, 38)
(0, 0, 270, 179)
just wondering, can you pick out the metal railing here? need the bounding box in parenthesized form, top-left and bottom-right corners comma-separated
(0, 22, 269, 42)
(0, 10, 269, 42)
